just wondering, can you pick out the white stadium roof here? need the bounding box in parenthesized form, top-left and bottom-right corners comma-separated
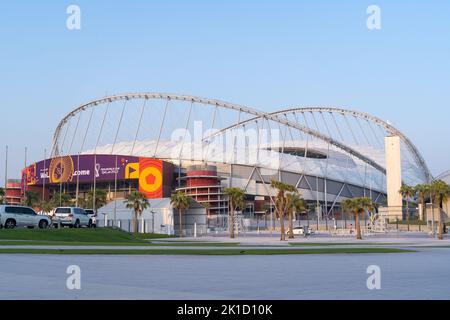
(51, 93, 432, 193)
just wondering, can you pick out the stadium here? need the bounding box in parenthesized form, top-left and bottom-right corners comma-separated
(22, 93, 432, 228)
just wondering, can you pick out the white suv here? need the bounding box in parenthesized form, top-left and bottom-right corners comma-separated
(84, 209, 97, 228)
(53, 207, 93, 228)
(0, 205, 52, 229)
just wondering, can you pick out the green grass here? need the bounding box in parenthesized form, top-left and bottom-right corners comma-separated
(0, 240, 240, 247)
(0, 240, 147, 246)
(0, 248, 415, 255)
(0, 228, 246, 247)
(0, 228, 170, 243)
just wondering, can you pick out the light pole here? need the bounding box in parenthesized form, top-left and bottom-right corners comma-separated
(4, 145, 8, 205)
(151, 210, 156, 234)
(430, 189, 436, 238)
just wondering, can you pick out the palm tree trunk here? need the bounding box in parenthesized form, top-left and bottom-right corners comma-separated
(438, 202, 443, 240)
(432, 202, 436, 237)
(407, 198, 410, 231)
(134, 211, 138, 234)
(179, 209, 183, 238)
(280, 210, 286, 241)
(230, 205, 235, 239)
(420, 198, 425, 221)
(288, 210, 294, 239)
(355, 213, 362, 240)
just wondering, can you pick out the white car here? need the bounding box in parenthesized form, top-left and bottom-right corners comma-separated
(53, 207, 93, 228)
(0, 205, 52, 229)
(84, 209, 97, 228)
(287, 226, 314, 236)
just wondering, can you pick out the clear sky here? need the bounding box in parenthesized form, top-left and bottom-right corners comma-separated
(0, 0, 449, 182)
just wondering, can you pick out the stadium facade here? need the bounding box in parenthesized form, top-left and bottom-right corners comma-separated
(21, 93, 432, 222)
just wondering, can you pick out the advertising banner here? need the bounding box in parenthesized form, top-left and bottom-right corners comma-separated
(23, 155, 170, 199)
(138, 158, 164, 199)
(25, 155, 139, 186)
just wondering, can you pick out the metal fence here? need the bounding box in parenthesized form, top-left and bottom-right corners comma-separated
(97, 208, 448, 236)
(97, 219, 208, 236)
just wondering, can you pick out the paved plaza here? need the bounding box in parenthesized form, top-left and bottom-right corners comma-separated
(0, 233, 449, 300)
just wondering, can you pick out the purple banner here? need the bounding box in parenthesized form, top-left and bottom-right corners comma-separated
(25, 154, 140, 186)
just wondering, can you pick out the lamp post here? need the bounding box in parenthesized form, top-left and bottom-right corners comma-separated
(151, 210, 156, 234)
(431, 197, 436, 238)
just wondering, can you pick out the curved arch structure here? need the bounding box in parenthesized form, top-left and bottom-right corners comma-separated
(437, 171, 450, 184)
(50, 93, 431, 200)
(205, 106, 432, 183)
(52, 93, 389, 176)
(51, 92, 269, 156)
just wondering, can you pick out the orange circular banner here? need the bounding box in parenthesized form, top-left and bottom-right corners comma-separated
(138, 158, 163, 198)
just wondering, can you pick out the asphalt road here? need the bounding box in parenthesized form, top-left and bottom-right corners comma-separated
(1, 248, 449, 300)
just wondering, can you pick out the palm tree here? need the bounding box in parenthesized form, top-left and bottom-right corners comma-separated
(87, 189, 108, 212)
(415, 184, 430, 221)
(39, 201, 55, 215)
(430, 180, 450, 240)
(24, 190, 39, 208)
(270, 180, 297, 241)
(77, 197, 87, 209)
(124, 191, 150, 234)
(36, 200, 55, 225)
(342, 197, 375, 240)
(203, 202, 211, 227)
(170, 192, 191, 238)
(399, 185, 415, 229)
(0, 188, 5, 205)
(50, 192, 73, 207)
(223, 188, 245, 239)
(286, 192, 305, 239)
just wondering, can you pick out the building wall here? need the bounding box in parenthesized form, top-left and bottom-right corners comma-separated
(6, 180, 22, 205)
(97, 198, 206, 235)
(385, 136, 403, 219)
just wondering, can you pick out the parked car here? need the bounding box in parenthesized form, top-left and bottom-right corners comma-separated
(286, 226, 314, 236)
(0, 205, 52, 229)
(53, 207, 93, 228)
(84, 209, 97, 228)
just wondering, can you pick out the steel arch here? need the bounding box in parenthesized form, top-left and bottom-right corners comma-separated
(203, 106, 431, 182)
(436, 171, 450, 181)
(279, 107, 432, 182)
(51, 92, 269, 156)
(52, 93, 388, 175)
(52, 94, 432, 182)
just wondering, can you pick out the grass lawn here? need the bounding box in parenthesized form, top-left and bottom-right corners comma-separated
(0, 228, 242, 247)
(0, 228, 171, 244)
(0, 240, 241, 247)
(0, 248, 414, 255)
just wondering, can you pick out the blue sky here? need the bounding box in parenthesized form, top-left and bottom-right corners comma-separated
(0, 0, 449, 182)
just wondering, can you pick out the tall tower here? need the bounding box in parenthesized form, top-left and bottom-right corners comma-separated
(385, 136, 403, 219)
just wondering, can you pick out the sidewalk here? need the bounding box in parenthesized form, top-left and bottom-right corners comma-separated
(157, 231, 450, 246)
